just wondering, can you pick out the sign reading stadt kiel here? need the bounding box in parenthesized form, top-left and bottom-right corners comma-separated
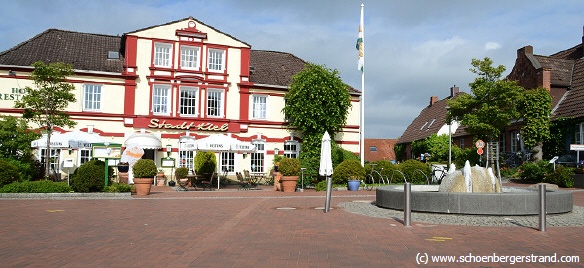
(147, 118, 228, 132)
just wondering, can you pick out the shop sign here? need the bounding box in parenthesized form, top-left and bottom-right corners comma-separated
(0, 88, 28, 101)
(148, 118, 228, 132)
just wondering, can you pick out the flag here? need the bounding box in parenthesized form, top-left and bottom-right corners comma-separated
(356, 5, 364, 72)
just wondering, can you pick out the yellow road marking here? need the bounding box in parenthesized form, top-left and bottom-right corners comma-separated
(425, 236, 453, 242)
(46, 210, 64, 213)
(432, 236, 452, 240)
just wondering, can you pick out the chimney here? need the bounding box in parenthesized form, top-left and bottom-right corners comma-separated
(430, 96, 438, 106)
(517, 45, 533, 57)
(450, 85, 459, 97)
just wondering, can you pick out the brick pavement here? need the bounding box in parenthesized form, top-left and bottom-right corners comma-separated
(0, 184, 582, 267)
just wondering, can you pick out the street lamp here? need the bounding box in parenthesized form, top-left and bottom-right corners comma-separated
(446, 106, 452, 167)
(166, 144, 172, 158)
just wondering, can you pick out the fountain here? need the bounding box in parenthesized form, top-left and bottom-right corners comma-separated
(376, 161, 573, 215)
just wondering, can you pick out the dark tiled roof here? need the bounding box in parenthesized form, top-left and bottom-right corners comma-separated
(533, 55, 573, 87)
(364, 138, 397, 162)
(250, 50, 306, 86)
(553, 59, 584, 119)
(0, 29, 124, 73)
(397, 96, 453, 144)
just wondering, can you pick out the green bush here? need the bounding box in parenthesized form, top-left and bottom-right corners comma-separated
(397, 160, 431, 184)
(132, 159, 158, 178)
(6, 158, 40, 182)
(332, 159, 365, 184)
(299, 157, 320, 186)
(71, 159, 109, 192)
(175, 167, 189, 179)
(500, 166, 519, 178)
(0, 159, 20, 187)
(194, 151, 216, 177)
(315, 180, 327, 191)
(103, 182, 133, 193)
(518, 160, 552, 182)
(544, 165, 574, 188)
(365, 160, 396, 184)
(279, 157, 301, 176)
(0, 180, 71, 193)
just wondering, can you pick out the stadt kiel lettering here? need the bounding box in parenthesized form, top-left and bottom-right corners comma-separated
(148, 118, 228, 132)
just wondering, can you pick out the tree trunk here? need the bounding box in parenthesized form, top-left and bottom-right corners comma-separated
(45, 127, 52, 180)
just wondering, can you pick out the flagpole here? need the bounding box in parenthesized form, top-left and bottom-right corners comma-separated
(359, 3, 365, 167)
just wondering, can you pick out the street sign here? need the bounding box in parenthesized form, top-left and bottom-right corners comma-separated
(477, 148, 484, 155)
(570, 144, 584, 151)
(476, 140, 485, 149)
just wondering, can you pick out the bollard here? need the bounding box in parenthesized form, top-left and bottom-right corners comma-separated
(324, 176, 332, 213)
(538, 184, 546, 232)
(404, 182, 411, 226)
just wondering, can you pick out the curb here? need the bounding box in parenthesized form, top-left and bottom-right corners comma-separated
(0, 192, 132, 200)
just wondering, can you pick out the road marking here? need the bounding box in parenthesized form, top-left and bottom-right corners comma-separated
(425, 236, 452, 242)
(46, 210, 64, 213)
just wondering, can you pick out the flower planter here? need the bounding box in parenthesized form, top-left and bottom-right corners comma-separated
(280, 175, 299, 192)
(134, 178, 154, 196)
(156, 173, 166, 186)
(117, 164, 129, 173)
(348, 180, 360, 191)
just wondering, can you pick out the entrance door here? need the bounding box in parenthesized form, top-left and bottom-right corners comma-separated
(142, 149, 155, 161)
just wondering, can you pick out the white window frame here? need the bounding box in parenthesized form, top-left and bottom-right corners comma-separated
(154, 42, 172, 68)
(179, 86, 199, 116)
(179, 151, 195, 171)
(283, 141, 300, 158)
(152, 84, 171, 115)
(251, 141, 265, 173)
(220, 152, 235, 173)
(510, 131, 519, 153)
(576, 122, 583, 145)
(40, 148, 61, 174)
(206, 89, 224, 117)
(79, 148, 92, 165)
(180, 45, 200, 70)
(252, 95, 267, 120)
(207, 48, 225, 72)
(83, 84, 102, 111)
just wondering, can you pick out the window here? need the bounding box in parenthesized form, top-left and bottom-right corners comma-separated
(576, 122, 583, 145)
(179, 151, 194, 171)
(283, 141, 299, 158)
(83, 84, 102, 111)
(154, 43, 172, 67)
(252, 95, 267, 119)
(180, 86, 198, 116)
(369, 146, 377, 152)
(180, 46, 200, 69)
(207, 48, 225, 72)
(40, 148, 61, 174)
(152, 85, 171, 115)
(79, 149, 91, 165)
(251, 142, 265, 173)
(459, 138, 465, 149)
(220, 152, 235, 173)
(510, 131, 519, 152)
(207, 89, 223, 117)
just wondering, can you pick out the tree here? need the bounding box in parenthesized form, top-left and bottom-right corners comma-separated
(14, 61, 77, 179)
(518, 87, 552, 149)
(283, 63, 352, 159)
(0, 116, 40, 161)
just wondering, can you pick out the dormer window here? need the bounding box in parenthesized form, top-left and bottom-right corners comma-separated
(427, 118, 436, 129)
(107, 51, 119, 59)
(420, 121, 428, 130)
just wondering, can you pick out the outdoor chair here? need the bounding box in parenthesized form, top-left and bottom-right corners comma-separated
(177, 177, 189, 191)
(236, 172, 250, 190)
(200, 171, 215, 191)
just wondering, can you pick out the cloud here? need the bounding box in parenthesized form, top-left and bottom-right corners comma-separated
(485, 42, 502, 51)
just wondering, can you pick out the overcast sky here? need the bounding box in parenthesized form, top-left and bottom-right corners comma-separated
(1, 0, 583, 138)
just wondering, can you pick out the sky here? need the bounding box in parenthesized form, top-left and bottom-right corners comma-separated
(1, 0, 583, 139)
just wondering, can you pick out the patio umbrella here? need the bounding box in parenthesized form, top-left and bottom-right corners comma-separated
(319, 131, 334, 213)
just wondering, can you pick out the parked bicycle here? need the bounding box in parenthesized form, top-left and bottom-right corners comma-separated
(362, 164, 389, 191)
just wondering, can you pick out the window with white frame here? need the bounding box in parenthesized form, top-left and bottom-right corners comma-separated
(207, 48, 225, 72)
(576, 122, 583, 145)
(220, 152, 235, 173)
(152, 85, 171, 115)
(180, 86, 198, 116)
(79, 149, 91, 165)
(154, 43, 172, 67)
(180, 45, 200, 70)
(251, 142, 265, 173)
(252, 95, 267, 119)
(510, 131, 519, 152)
(83, 84, 102, 111)
(207, 89, 223, 117)
(179, 151, 194, 171)
(40, 148, 61, 174)
(283, 141, 299, 158)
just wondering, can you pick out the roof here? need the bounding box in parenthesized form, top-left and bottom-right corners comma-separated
(249, 50, 306, 86)
(364, 138, 397, 162)
(0, 29, 124, 73)
(397, 95, 453, 144)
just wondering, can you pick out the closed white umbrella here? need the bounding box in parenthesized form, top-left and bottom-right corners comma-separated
(320, 131, 334, 213)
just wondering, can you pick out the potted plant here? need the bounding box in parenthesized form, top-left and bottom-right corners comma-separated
(175, 167, 190, 186)
(117, 162, 130, 184)
(156, 169, 166, 186)
(132, 159, 157, 196)
(273, 154, 283, 172)
(332, 160, 365, 191)
(278, 157, 301, 192)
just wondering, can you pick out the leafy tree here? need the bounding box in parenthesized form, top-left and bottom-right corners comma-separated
(0, 116, 40, 161)
(14, 61, 77, 178)
(283, 63, 352, 159)
(518, 87, 552, 148)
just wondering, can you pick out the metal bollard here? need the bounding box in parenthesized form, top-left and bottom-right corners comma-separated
(404, 182, 411, 226)
(538, 184, 546, 232)
(324, 176, 332, 213)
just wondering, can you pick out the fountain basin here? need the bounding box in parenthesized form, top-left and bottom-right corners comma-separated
(376, 185, 573, 215)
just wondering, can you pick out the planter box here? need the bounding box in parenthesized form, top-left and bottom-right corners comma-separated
(572, 174, 584, 188)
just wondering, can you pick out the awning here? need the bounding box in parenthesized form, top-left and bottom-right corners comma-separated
(181, 134, 255, 152)
(31, 131, 107, 148)
(124, 132, 162, 149)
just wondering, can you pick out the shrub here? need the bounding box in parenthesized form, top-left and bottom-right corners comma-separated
(0, 180, 71, 193)
(299, 157, 320, 186)
(194, 151, 216, 177)
(0, 159, 20, 187)
(544, 165, 574, 188)
(132, 159, 158, 178)
(365, 160, 396, 184)
(103, 182, 133, 193)
(175, 167, 189, 179)
(315, 180, 327, 191)
(332, 159, 365, 184)
(518, 160, 551, 182)
(6, 158, 40, 181)
(71, 159, 109, 192)
(279, 157, 301, 176)
(397, 160, 431, 184)
(500, 166, 519, 178)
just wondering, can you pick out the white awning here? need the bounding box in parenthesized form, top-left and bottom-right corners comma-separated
(31, 131, 107, 148)
(124, 132, 162, 149)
